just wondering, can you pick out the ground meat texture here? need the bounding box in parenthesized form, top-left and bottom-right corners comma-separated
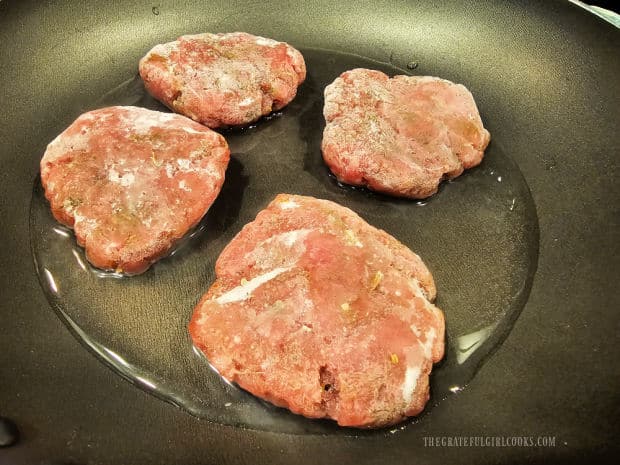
(189, 194, 445, 428)
(40, 106, 230, 275)
(322, 69, 491, 199)
(139, 32, 306, 128)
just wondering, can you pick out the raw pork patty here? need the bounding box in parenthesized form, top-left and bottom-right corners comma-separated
(139, 32, 306, 128)
(322, 69, 491, 198)
(40, 106, 230, 275)
(189, 194, 445, 428)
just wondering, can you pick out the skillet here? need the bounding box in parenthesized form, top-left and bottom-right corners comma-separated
(0, 0, 618, 463)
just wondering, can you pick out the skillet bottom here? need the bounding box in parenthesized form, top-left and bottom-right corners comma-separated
(29, 49, 538, 435)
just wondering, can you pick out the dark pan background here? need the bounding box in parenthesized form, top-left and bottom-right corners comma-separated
(1, 0, 619, 464)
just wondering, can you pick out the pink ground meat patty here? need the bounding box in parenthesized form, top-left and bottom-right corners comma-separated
(139, 32, 306, 128)
(189, 194, 445, 428)
(40, 106, 230, 274)
(322, 69, 491, 199)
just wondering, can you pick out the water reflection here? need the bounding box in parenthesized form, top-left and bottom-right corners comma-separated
(455, 323, 498, 365)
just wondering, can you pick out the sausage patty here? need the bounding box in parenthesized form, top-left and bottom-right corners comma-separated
(189, 194, 445, 428)
(139, 32, 306, 128)
(322, 69, 490, 198)
(40, 106, 230, 274)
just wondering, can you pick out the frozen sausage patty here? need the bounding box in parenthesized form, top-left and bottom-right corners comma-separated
(139, 32, 306, 128)
(322, 69, 491, 198)
(189, 194, 445, 428)
(40, 106, 230, 274)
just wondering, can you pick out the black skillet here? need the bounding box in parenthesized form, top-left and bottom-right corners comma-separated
(1, 0, 618, 463)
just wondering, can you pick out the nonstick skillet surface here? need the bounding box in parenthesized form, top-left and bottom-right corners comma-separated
(1, 1, 618, 464)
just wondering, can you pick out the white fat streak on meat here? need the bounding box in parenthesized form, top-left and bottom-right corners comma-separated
(118, 106, 205, 137)
(126, 108, 178, 134)
(324, 72, 391, 121)
(145, 41, 180, 80)
(278, 229, 312, 247)
(185, 32, 280, 49)
(150, 41, 179, 56)
(285, 46, 298, 61)
(214, 72, 237, 90)
(215, 267, 291, 304)
(162, 158, 219, 180)
(238, 97, 256, 107)
(245, 229, 312, 270)
(108, 168, 135, 186)
(408, 278, 443, 355)
(201, 62, 263, 112)
(278, 199, 299, 209)
(401, 283, 440, 402)
(72, 211, 99, 238)
(42, 108, 119, 171)
(177, 125, 207, 135)
(254, 36, 279, 47)
(417, 327, 437, 358)
(344, 229, 364, 248)
(180, 32, 236, 42)
(41, 130, 92, 168)
(120, 172, 135, 187)
(103, 240, 121, 255)
(195, 53, 264, 109)
(47, 132, 64, 149)
(402, 366, 422, 403)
